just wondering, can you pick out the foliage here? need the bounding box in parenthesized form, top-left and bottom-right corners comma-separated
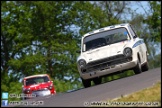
(102, 70, 134, 84)
(1, 73, 22, 101)
(148, 53, 161, 69)
(143, 1, 161, 42)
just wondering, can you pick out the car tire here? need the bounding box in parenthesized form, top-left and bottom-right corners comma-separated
(142, 62, 149, 72)
(22, 96, 26, 100)
(81, 78, 91, 88)
(133, 60, 142, 74)
(93, 77, 102, 85)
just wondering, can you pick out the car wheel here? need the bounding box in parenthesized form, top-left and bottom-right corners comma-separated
(133, 60, 142, 74)
(93, 77, 102, 85)
(81, 78, 91, 88)
(22, 96, 26, 100)
(142, 62, 149, 72)
(21, 93, 26, 100)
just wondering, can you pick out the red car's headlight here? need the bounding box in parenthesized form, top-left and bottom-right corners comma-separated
(48, 84, 53, 90)
(24, 88, 31, 93)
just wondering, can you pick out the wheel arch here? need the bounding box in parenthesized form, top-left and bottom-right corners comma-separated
(137, 52, 141, 63)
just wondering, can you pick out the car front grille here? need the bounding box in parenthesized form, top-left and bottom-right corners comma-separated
(84, 54, 131, 73)
(32, 88, 48, 92)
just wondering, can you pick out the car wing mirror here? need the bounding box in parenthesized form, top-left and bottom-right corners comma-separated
(133, 35, 137, 39)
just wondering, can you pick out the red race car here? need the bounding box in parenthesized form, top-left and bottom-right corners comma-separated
(22, 74, 56, 99)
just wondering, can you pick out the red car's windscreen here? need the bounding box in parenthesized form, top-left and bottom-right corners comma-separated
(25, 76, 50, 86)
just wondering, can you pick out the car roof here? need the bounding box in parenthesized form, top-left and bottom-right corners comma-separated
(23, 74, 49, 80)
(83, 23, 130, 38)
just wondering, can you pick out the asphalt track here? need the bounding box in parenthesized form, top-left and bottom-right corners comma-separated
(10, 67, 161, 107)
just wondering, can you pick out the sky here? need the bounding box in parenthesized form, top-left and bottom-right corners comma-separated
(131, 1, 150, 15)
(122, 1, 150, 20)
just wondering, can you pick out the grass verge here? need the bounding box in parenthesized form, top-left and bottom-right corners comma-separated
(90, 82, 161, 107)
(108, 81, 161, 107)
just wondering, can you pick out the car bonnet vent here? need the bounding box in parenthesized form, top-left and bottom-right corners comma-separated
(89, 31, 94, 34)
(99, 28, 105, 31)
(120, 24, 125, 26)
(110, 26, 115, 28)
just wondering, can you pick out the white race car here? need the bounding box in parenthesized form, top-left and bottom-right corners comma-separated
(77, 23, 149, 88)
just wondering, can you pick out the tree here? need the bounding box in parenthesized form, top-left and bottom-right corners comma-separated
(2, 1, 90, 94)
(143, 1, 161, 42)
(1, 1, 34, 79)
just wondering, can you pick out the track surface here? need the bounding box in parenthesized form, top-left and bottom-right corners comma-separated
(12, 68, 161, 107)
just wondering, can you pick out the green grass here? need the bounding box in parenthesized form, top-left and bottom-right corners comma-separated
(107, 82, 161, 107)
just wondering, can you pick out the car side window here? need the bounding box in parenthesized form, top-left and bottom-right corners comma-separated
(44, 76, 49, 82)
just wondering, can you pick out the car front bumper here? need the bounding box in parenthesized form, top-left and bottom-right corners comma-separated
(32, 89, 51, 97)
(80, 60, 138, 80)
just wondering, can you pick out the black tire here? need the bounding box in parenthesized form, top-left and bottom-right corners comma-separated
(93, 77, 102, 85)
(22, 97, 26, 100)
(142, 62, 149, 72)
(81, 78, 91, 88)
(21, 93, 25, 100)
(133, 60, 142, 74)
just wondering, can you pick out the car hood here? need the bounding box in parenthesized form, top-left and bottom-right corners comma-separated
(24, 82, 52, 91)
(82, 40, 129, 63)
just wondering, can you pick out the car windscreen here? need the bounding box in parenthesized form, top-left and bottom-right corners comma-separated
(25, 76, 50, 86)
(83, 27, 129, 52)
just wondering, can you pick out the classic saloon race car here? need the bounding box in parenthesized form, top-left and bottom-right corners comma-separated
(22, 74, 56, 99)
(77, 23, 149, 88)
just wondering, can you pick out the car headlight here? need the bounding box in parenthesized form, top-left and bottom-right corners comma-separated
(24, 88, 30, 93)
(48, 84, 53, 90)
(78, 59, 87, 72)
(123, 47, 132, 57)
(78, 59, 86, 68)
